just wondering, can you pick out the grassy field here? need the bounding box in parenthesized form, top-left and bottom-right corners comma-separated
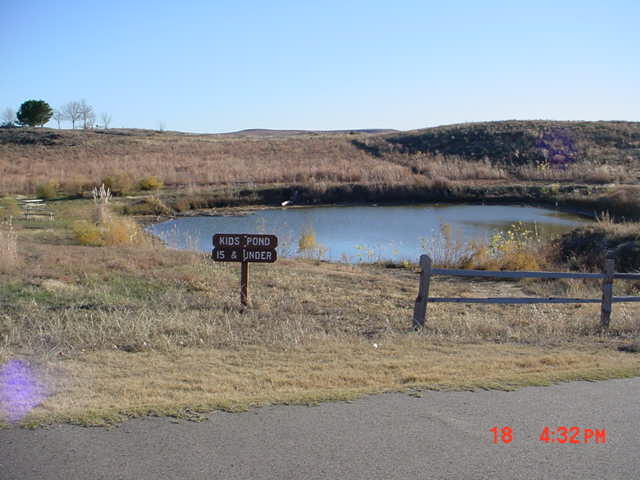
(1, 120, 640, 426)
(2, 198, 640, 427)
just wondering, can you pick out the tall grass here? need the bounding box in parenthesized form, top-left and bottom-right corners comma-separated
(516, 163, 626, 183)
(72, 184, 149, 247)
(420, 222, 546, 271)
(0, 219, 18, 272)
(0, 130, 414, 194)
(92, 184, 111, 224)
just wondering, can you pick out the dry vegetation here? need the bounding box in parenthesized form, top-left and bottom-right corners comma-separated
(0, 129, 413, 194)
(0, 220, 19, 273)
(1, 120, 638, 198)
(1, 199, 640, 426)
(1, 120, 640, 426)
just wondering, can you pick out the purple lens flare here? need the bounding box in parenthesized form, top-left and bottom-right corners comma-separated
(535, 128, 578, 169)
(0, 359, 48, 423)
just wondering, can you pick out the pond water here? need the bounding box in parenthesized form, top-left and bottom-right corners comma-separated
(147, 204, 592, 263)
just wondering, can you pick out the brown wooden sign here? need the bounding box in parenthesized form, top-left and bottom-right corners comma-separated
(212, 233, 278, 306)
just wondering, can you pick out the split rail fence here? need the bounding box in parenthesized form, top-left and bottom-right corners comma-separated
(413, 251, 640, 330)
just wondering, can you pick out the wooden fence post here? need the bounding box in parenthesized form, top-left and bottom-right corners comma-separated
(600, 250, 615, 329)
(413, 254, 432, 329)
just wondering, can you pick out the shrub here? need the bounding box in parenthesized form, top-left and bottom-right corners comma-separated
(36, 180, 59, 200)
(72, 220, 105, 246)
(103, 217, 147, 246)
(101, 173, 135, 196)
(0, 196, 20, 220)
(138, 176, 164, 191)
(172, 197, 192, 213)
(121, 196, 172, 216)
(614, 241, 640, 272)
(554, 222, 640, 272)
(72, 217, 148, 247)
(297, 226, 327, 260)
(298, 227, 318, 251)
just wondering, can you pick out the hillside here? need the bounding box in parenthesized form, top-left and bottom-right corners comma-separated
(1, 120, 639, 197)
(379, 120, 640, 167)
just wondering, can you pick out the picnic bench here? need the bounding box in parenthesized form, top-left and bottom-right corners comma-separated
(18, 199, 55, 221)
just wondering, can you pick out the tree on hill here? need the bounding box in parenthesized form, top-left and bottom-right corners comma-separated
(62, 101, 82, 128)
(100, 112, 112, 129)
(52, 110, 66, 128)
(79, 99, 95, 129)
(16, 100, 53, 127)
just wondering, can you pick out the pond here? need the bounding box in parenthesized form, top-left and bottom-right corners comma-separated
(147, 204, 592, 263)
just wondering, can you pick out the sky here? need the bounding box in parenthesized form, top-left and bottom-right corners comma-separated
(1, 0, 638, 133)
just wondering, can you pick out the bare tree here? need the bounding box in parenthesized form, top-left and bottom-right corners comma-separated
(2, 108, 16, 126)
(100, 112, 112, 129)
(53, 110, 66, 129)
(78, 99, 95, 129)
(63, 101, 82, 129)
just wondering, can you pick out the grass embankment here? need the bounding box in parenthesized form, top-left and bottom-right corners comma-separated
(1, 199, 640, 427)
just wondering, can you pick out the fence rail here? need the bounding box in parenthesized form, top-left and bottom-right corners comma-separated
(413, 251, 639, 330)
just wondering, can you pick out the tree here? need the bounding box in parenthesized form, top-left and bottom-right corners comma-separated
(1, 108, 16, 126)
(78, 99, 95, 129)
(53, 110, 66, 128)
(62, 101, 82, 129)
(16, 100, 53, 127)
(100, 112, 112, 129)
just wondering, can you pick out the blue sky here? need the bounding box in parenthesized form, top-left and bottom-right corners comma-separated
(1, 1, 638, 133)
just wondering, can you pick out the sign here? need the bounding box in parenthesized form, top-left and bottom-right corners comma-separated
(212, 233, 278, 306)
(212, 234, 278, 263)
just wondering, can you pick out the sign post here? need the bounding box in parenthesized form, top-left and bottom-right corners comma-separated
(241, 261, 248, 306)
(212, 233, 278, 306)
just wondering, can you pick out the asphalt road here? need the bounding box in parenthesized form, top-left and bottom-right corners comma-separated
(2, 378, 639, 480)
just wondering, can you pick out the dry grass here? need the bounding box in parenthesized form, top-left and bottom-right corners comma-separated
(516, 163, 627, 183)
(2, 126, 637, 198)
(4, 341, 640, 427)
(390, 153, 509, 181)
(0, 220, 19, 272)
(0, 129, 415, 194)
(2, 199, 640, 426)
(419, 222, 548, 271)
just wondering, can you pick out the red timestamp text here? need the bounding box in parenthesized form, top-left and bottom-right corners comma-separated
(539, 426, 606, 444)
(489, 426, 607, 444)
